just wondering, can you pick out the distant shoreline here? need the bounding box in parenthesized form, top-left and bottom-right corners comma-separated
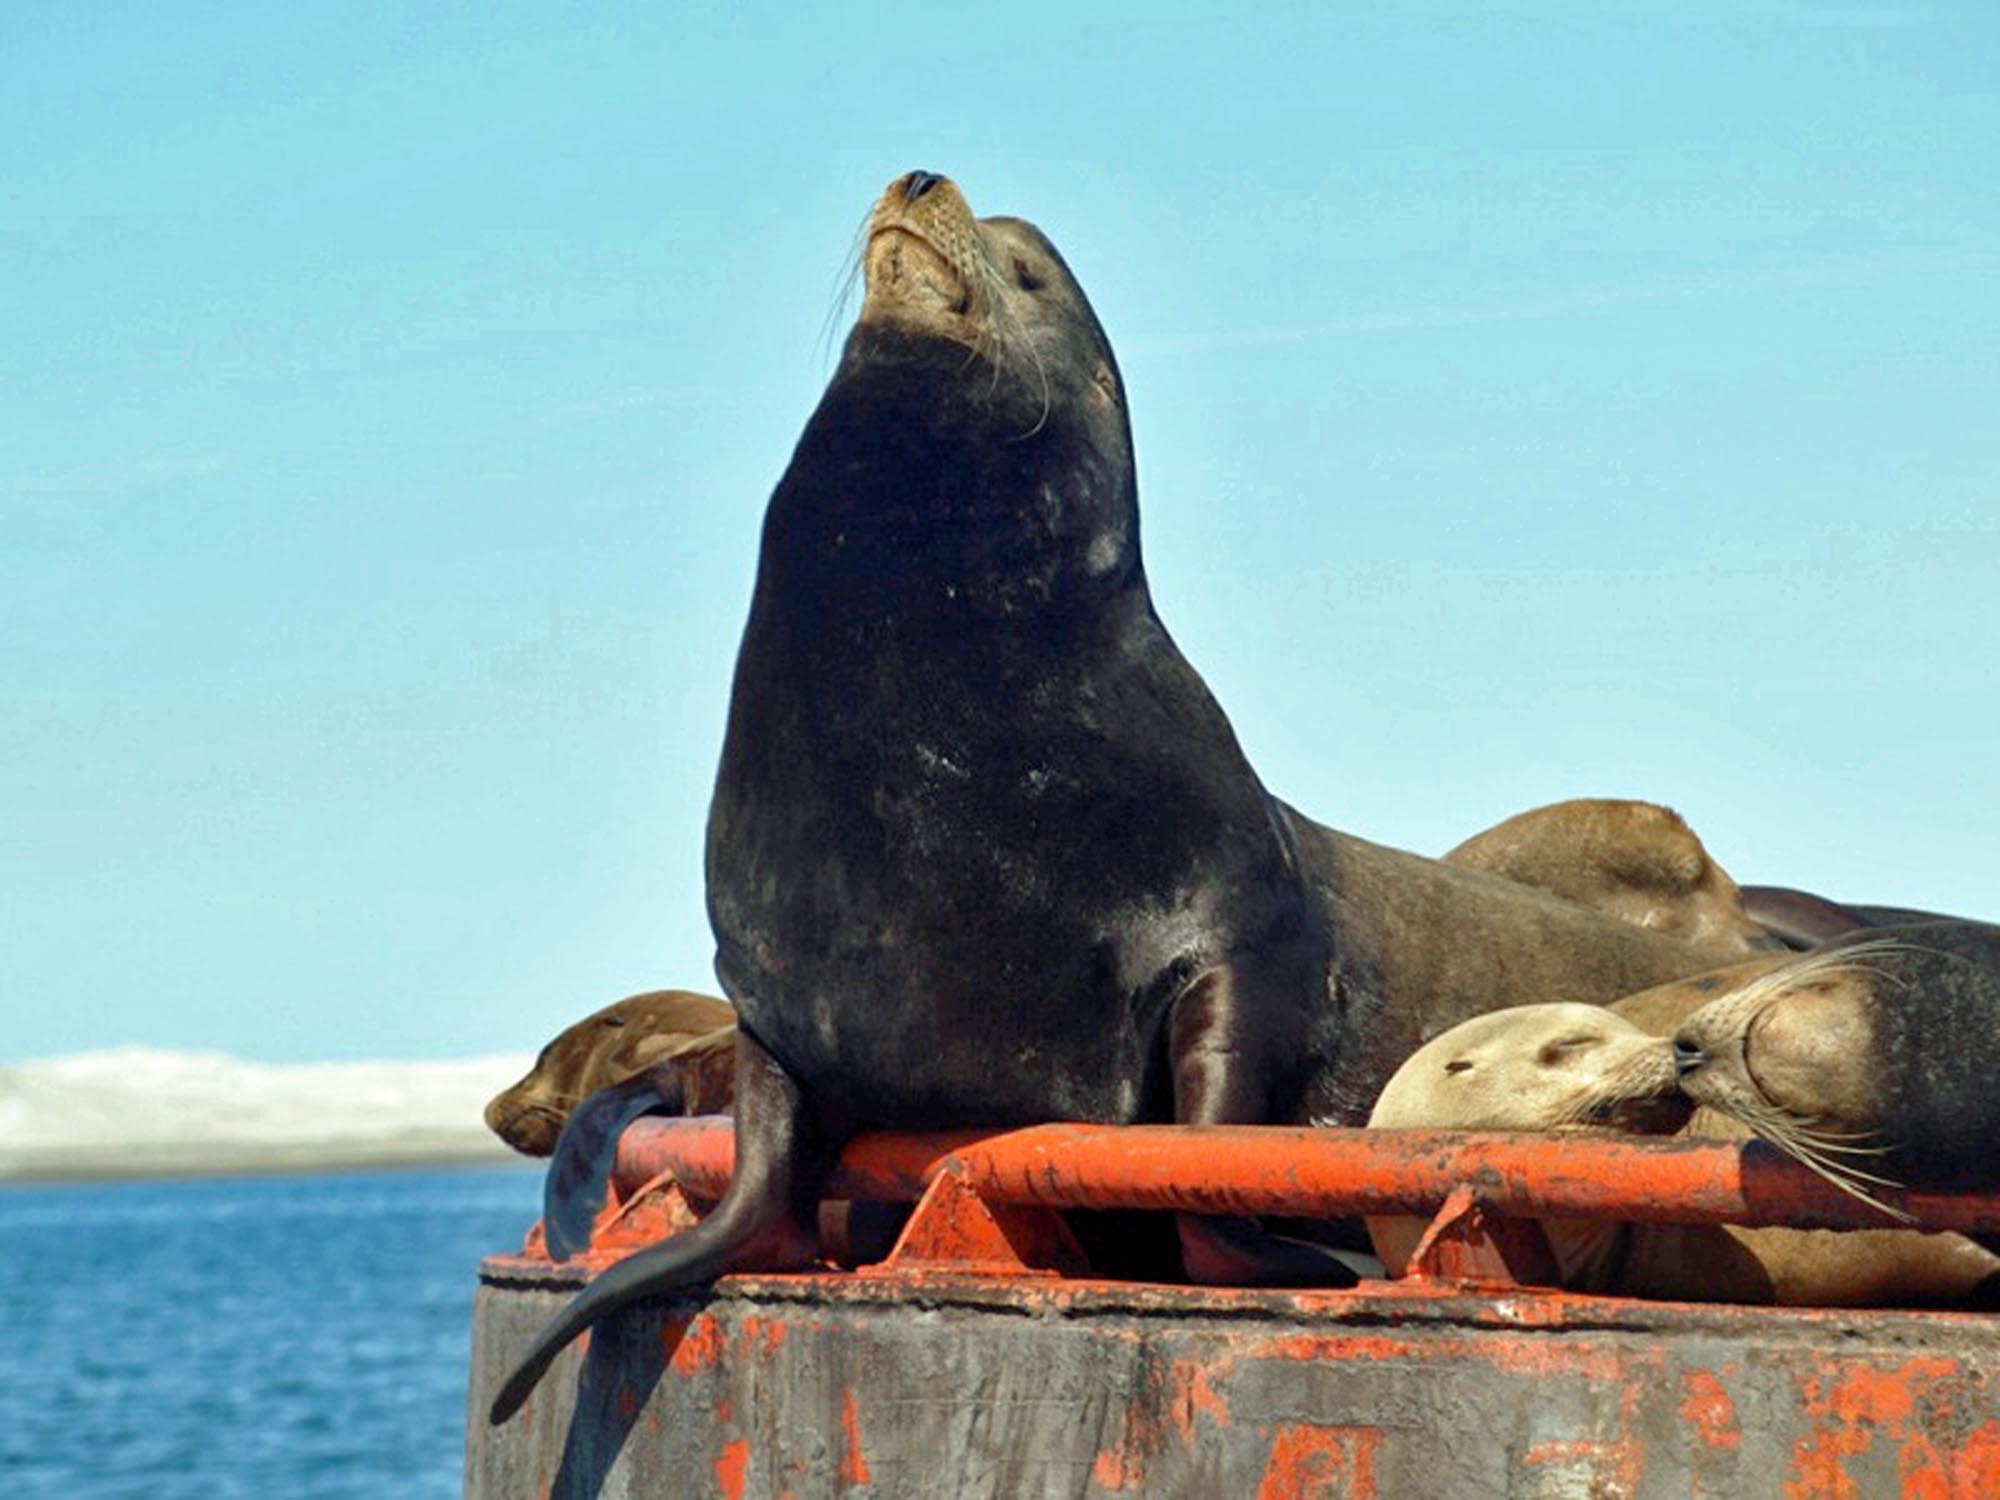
(0, 1141, 538, 1189)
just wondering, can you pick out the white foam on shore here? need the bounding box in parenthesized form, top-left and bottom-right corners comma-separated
(0, 1046, 536, 1180)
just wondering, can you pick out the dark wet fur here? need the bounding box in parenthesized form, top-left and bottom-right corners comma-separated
(490, 186, 1756, 1425)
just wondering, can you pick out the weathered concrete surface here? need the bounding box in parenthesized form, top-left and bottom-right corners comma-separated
(468, 1262, 2000, 1500)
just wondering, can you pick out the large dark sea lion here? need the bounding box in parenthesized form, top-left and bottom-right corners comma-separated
(1367, 1002, 2000, 1306)
(483, 989, 736, 1156)
(489, 170, 1754, 1424)
(1445, 799, 1775, 954)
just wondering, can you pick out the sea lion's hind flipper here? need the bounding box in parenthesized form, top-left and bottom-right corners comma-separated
(489, 1031, 837, 1426)
(1741, 886, 1875, 950)
(542, 1067, 688, 1263)
(1167, 957, 1363, 1288)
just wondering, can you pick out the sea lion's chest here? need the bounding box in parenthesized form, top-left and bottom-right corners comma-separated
(705, 599, 1296, 1124)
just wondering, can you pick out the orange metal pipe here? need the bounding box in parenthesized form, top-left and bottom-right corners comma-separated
(614, 1117, 2000, 1235)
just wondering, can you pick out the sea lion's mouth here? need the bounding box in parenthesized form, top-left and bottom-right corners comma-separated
(486, 1097, 566, 1156)
(860, 171, 986, 335)
(865, 226, 972, 315)
(1566, 1091, 1695, 1136)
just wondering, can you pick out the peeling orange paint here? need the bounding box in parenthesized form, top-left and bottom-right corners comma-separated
(1912, 1421, 2000, 1500)
(1824, 1360, 1952, 1428)
(840, 1388, 873, 1486)
(715, 1438, 750, 1500)
(1167, 1359, 1229, 1441)
(1258, 1333, 1409, 1365)
(1680, 1369, 1742, 1451)
(1093, 1446, 1137, 1491)
(668, 1314, 727, 1376)
(1255, 1425, 1379, 1500)
(1788, 1359, 1977, 1500)
(740, 1316, 789, 1359)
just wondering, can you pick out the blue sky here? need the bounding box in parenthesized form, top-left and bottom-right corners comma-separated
(5, 2, 1996, 1063)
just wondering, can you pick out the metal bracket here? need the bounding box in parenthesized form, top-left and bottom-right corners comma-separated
(1404, 1182, 1562, 1288)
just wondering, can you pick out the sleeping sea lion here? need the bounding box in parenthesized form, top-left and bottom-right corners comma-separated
(537, 1025, 739, 1261)
(1366, 1003, 2000, 1306)
(1445, 799, 1775, 954)
(1674, 921, 2000, 1199)
(489, 170, 1759, 1424)
(483, 989, 736, 1156)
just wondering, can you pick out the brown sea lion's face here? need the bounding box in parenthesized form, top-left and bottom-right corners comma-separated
(1364, 1003, 1688, 1281)
(484, 989, 737, 1156)
(1369, 1003, 1688, 1137)
(1672, 948, 1888, 1196)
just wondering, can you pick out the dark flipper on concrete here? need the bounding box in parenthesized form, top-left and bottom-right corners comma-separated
(490, 1031, 839, 1426)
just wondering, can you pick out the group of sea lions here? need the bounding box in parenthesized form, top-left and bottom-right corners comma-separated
(1369, 923, 2000, 1307)
(485, 171, 1998, 1424)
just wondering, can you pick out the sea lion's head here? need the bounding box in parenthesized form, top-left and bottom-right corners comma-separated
(779, 171, 1135, 607)
(484, 989, 737, 1156)
(1446, 799, 1777, 955)
(1673, 944, 1896, 1208)
(860, 170, 1124, 432)
(1365, 1003, 1688, 1280)
(1370, 1003, 1688, 1137)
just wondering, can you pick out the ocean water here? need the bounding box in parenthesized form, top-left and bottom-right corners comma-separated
(0, 1162, 542, 1499)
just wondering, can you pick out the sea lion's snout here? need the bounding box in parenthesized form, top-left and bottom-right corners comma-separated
(861, 173, 986, 334)
(1674, 1038, 1708, 1077)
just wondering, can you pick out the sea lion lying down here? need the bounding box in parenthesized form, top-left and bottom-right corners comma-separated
(1444, 798, 1777, 955)
(1366, 923, 2000, 1305)
(483, 989, 736, 1156)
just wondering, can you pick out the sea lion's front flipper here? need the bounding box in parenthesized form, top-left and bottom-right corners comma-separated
(542, 1067, 687, 1262)
(1167, 960, 1365, 1287)
(490, 1029, 838, 1426)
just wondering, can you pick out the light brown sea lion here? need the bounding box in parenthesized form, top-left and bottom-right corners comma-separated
(483, 989, 737, 1156)
(1366, 1002, 2000, 1306)
(1445, 799, 1775, 954)
(1675, 921, 2000, 1199)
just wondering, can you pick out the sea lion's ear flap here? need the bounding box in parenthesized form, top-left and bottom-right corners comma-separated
(541, 1067, 687, 1261)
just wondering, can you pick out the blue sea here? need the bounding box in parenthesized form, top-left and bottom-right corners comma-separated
(0, 1162, 542, 1499)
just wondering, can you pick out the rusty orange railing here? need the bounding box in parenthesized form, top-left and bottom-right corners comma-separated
(572, 1118, 2000, 1290)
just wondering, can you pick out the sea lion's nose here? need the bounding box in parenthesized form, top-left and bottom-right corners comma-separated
(903, 170, 944, 202)
(1674, 1039, 1708, 1077)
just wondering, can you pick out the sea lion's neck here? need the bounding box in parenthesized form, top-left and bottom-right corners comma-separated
(758, 360, 1141, 615)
